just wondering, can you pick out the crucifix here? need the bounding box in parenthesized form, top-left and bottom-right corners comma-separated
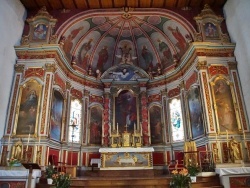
(124, 124, 128, 132)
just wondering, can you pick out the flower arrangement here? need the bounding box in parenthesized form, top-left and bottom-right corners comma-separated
(52, 172, 71, 188)
(8, 158, 20, 167)
(187, 164, 200, 176)
(45, 165, 56, 179)
(169, 168, 191, 188)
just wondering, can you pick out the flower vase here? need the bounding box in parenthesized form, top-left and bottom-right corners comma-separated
(47, 178, 53, 184)
(190, 176, 197, 183)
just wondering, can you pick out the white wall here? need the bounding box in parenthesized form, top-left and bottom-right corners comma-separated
(0, 0, 26, 138)
(224, 0, 250, 127)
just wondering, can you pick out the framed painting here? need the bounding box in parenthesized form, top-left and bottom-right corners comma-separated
(33, 23, 48, 40)
(187, 86, 205, 139)
(14, 79, 42, 136)
(203, 22, 220, 40)
(149, 105, 163, 145)
(50, 90, 64, 141)
(89, 106, 102, 145)
(115, 90, 138, 134)
(212, 78, 238, 133)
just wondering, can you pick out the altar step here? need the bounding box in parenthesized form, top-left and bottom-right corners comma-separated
(36, 170, 223, 188)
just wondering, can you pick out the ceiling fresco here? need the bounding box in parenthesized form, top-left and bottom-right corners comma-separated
(56, 8, 196, 75)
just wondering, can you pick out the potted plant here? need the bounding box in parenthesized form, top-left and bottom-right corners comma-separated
(169, 168, 191, 188)
(187, 164, 200, 183)
(45, 165, 56, 184)
(52, 171, 71, 188)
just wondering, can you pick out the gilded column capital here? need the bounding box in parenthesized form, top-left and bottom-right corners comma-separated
(66, 82, 71, 90)
(14, 64, 25, 73)
(45, 63, 56, 72)
(196, 61, 207, 70)
(227, 61, 237, 70)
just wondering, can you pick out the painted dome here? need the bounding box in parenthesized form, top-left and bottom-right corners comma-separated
(56, 8, 195, 75)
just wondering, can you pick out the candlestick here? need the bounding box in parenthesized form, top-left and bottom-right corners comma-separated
(7, 135, 11, 151)
(134, 123, 136, 134)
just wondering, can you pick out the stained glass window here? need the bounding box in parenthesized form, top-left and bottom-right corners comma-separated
(68, 99, 82, 143)
(169, 98, 184, 142)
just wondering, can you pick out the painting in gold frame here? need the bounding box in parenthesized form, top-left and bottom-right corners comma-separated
(149, 105, 163, 145)
(89, 106, 102, 145)
(212, 78, 238, 133)
(14, 79, 42, 136)
(114, 90, 138, 134)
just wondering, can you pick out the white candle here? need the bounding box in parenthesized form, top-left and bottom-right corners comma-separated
(26, 133, 30, 151)
(117, 123, 118, 135)
(226, 130, 228, 147)
(140, 122, 143, 136)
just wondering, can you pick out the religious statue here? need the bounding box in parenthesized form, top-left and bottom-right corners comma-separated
(184, 139, 197, 166)
(229, 136, 241, 162)
(11, 138, 23, 161)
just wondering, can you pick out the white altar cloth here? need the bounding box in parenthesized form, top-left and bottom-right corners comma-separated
(90, 158, 101, 168)
(216, 167, 250, 176)
(0, 166, 41, 188)
(99, 147, 154, 153)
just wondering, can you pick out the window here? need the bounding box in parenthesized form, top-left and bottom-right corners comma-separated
(169, 98, 184, 142)
(68, 99, 82, 143)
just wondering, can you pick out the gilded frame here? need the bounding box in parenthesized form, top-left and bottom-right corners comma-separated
(186, 86, 205, 139)
(149, 105, 163, 145)
(13, 79, 42, 137)
(88, 105, 103, 146)
(113, 89, 139, 134)
(50, 89, 64, 141)
(210, 77, 240, 134)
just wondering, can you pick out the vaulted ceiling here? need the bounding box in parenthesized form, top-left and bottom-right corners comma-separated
(20, 0, 227, 11)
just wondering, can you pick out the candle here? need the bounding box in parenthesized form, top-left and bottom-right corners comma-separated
(226, 130, 228, 147)
(243, 130, 246, 141)
(117, 123, 118, 135)
(26, 133, 30, 151)
(140, 122, 142, 136)
(134, 123, 136, 134)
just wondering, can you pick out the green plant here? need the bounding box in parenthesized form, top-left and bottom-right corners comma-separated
(187, 164, 200, 176)
(45, 165, 56, 178)
(169, 168, 191, 188)
(8, 158, 20, 166)
(52, 172, 71, 188)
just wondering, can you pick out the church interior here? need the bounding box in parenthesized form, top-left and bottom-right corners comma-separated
(0, 0, 250, 187)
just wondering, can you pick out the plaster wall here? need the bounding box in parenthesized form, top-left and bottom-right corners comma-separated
(224, 0, 250, 126)
(0, 0, 26, 138)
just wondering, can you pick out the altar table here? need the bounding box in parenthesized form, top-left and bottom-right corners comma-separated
(99, 147, 154, 170)
(0, 166, 41, 188)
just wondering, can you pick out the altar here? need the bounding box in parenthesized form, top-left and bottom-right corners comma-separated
(0, 166, 41, 188)
(99, 147, 154, 170)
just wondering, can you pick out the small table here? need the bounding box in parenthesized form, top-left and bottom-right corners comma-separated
(90, 159, 101, 171)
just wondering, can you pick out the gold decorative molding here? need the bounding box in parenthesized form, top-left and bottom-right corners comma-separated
(196, 61, 207, 70)
(14, 64, 25, 73)
(45, 63, 56, 72)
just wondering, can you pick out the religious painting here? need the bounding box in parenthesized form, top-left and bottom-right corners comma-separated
(212, 78, 238, 133)
(204, 22, 219, 40)
(169, 98, 184, 142)
(15, 79, 42, 135)
(149, 105, 163, 145)
(33, 24, 48, 40)
(68, 99, 82, 143)
(50, 90, 64, 141)
(115, 90, 137, 134)
(187, 86, 205, 139)
(89, 106, 102, 145)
